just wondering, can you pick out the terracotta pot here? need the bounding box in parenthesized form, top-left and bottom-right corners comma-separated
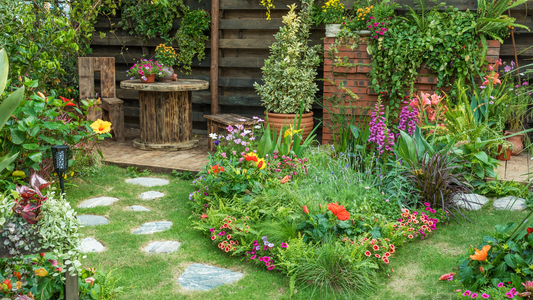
(265, 111, 314, 140)
(504, 131, 524, 156)
(496, 145, 512, 161)
(157, 66, 174, 83)
(172, 73, 178, 81)
(140, 74, 155, 83)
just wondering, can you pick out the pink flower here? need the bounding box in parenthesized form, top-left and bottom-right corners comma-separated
(48, 260, 58, 266)
(481, 294, 490, 299)
(506, 292, 514, 298)
(232, 151, 237, 155)
(139, 70, 145, 76)
(378, 30, 384, 35)
(368, 25, 372, 29)
(471, 293, 478, 298)
(281, 242, 288, 248)
(463, 291, 472, 296)
(430, 94, 441, 105)
(250, 255, 256, 259)
(497, 282, 504, 288)
(267, 265, 275, 270)
(421, 92, 431, 106)
(85, 277, 95, 286)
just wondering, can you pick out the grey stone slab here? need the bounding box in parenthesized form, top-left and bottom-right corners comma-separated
(78, 197, 119, 208)
(128, 205, 151, 212)
(452, 194, 490, 210)
(133, 221, 172, 234)
(143, 241, 181, 253)
(77, 215, 109, 226)
(140, 191, 165, 200)
(80, 237, 106, 253)
(125, 177, 169, 187)
(493, 196, 527, 211)
(178, 263, 243, 291)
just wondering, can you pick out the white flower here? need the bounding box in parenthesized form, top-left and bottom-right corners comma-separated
(209, 133, 218, 139)
(243, 130, 251, 135)
(255, 125, 261, 129)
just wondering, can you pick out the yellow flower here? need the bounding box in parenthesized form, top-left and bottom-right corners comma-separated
(12, 171, 26, 178)
(283, 125, 303, 138)
(35, 268, 48, 277)
(16, 281, 22, 289)
(90, 119, 112, 134)
(256, 158, 266, 170)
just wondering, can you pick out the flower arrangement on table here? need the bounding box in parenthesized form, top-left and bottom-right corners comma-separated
(126, 59, 166, 83)
(154, 44, 177, 67)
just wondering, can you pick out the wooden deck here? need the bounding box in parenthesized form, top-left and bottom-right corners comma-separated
(494, 152, 531, 183)
(99, 127, 209, 173)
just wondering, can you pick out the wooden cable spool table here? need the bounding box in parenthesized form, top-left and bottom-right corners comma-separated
(120, 79, 209, 151)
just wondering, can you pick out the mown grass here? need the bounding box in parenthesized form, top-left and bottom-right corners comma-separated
(68, 165, 529, 299)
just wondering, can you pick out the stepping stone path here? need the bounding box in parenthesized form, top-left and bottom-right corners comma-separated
(493, 196, 527, 211)
(143, 241, 181, 254)
(80, 237, 106, 253)
(79, 197, 119, 208)
(77, 215, 109, 226)
(133, 221, 172, 234)
(178, 263, 243, 291)
(128, 205, 150, 212)
(452, 194, 489, 210)
(140, 191, 165, 200)
(126, 177, 169, 187)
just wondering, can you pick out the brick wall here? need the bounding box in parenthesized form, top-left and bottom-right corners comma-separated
(322, 37, 501, 145)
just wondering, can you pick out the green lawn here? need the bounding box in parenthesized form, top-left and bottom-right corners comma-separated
(68, 165, 529, 299)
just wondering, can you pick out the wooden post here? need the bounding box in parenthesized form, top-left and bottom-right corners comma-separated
(210, 0, 220, 115)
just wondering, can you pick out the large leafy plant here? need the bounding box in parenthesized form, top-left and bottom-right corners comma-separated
(254, 0, 322, 114)
(0, 49, 24, 174)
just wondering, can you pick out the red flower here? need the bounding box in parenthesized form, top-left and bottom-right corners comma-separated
(526, 227, 533, 237)
(227, 234, 232, 240)
(201, 214, 207, 219)
(365, 251, 371, 257)
(65, 101, 77, 107)
(211, 235, 216, 240)
(243, 153, 258, 162)
(212, 164, 225, 173)
(302, 205, 309, 214)
(39, 253, 45, 258)
(13, 272, 21, 280)
(2, 279, 11, 290)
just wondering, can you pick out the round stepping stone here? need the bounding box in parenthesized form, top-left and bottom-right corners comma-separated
(80, 238, 105, 253)
(126, 177, 169, 187)
(128, 205, 151, 212)
(78, 197, 119, 208)
(133, 221, 172, 234)
(77, 215, 109, 226)
(178, 263, 243, 291)
(493, 196, 527, 211)
(452, 194, 489, 210)
(143, 241, 181, 253)
(140, 191, 165, 200)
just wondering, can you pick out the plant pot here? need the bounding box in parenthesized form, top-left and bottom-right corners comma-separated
(496, 145, 512, 161)
(265, 111, 314, 141)
(355, 30, 371, 37)
(140, 74, 155, 83)
(325, 24, 342, 37)
(157, 66, 174, 83)
(504, 131, 524, 156)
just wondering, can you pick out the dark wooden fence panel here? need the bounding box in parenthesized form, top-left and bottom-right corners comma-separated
(88, 0, 533, 137)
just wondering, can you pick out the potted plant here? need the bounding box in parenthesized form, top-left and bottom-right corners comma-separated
(126, 60, 164, 83)
(312, 0, 345, 37)
(501, 81, 531, 155)
(342, 5, 374, 37)
(496, 140, 514, 161)
(254, 0, 321, 139)
(154, 43, 177, 83)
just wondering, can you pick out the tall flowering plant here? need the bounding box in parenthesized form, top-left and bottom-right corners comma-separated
(368, 102, 395, 155)
(210, 117, 264, 165)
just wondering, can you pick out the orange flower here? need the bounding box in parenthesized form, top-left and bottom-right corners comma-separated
(302, 205, 309, 214)
(470, 245, 491, 261)
(327, 203, 351, 221)
(201, 214, 207, 219)
(480, 266, 485, 272)
(2, 279, 11, 290)
(212, 164, 225, 173)
(281, 175, 290, 184)
(13, 272, 21, 280)
(243, 152, 258, 162)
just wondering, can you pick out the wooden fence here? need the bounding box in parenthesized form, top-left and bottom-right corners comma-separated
(88, 0, 533, 139)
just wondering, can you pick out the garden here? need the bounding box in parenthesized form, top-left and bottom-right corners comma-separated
(1, 0, 533, 299)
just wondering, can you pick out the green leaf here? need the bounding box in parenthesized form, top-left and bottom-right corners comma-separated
(36, 277, 54, 300)
(0, 152, 18, 174)
(504, 254, 516, 268)
(0, 87, 25, 132)
(10, 128, 26, 144)
(28, 152, 42, 163)
(0, 49, 8, 92)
